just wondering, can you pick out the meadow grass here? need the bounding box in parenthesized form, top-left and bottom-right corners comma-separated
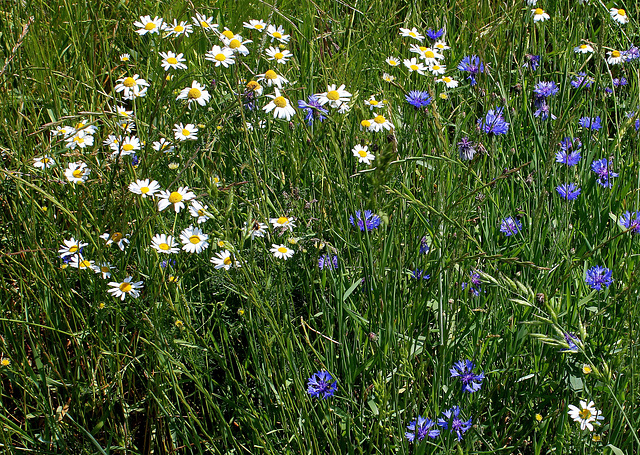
(0, 0, 639, 453)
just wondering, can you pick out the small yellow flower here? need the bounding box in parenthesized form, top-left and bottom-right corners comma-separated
(168, 162, 179, 170)
(216, 125, 223, 130)
(535, 413, 543, 422)
(592, 434, 601, 442)
(168, 275, 178, 283)
(583, 364, 592, 374)
(166, 74, 173, 81)
(237, 308, 245, 316)
(1, 357, 10, 367)
(287, 237, 299, 245)
(98, 302, 105, 309)
(198, 123, 206, 129)
(439, 93, 449, 100)
(175, 319, 184, 328)
(217, 240, 226, 248)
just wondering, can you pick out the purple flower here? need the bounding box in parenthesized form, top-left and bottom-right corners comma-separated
(556, 150, 581, 166)
(306, 370, 337, 399)
(613, 77, 628, 87)
(419, 236, 430, 254)
(461, 270, 482, 296)
(411, 269, 430, 280)
(579, 116, 601, 130)
(556, 183, 581, 200)
(298, 95, 329, 125)
(405, 415, 440, 442)
(478, 108, 510, 135)
(561, 332, 581, 352)
(591, 158, 618, 188)
(318, 254, 338, 270)
(426, 28, 444, 40)
(585, 266, 613, 291)
(457, 137, 477, 161)
(457, 55, 485, 85)
(523, 54, 540, 71)
(623, 46, 640, 62)
(620, 211, 640, 234)
(437, 406, 472, 441)
(450, 360, 485, 393)
(571, 72, 593, 89)
(534, 81, 559, 98)
(131, 154, 140, 166)
(349, 210, 381, 231)
(405, 90, 433, 109)
(636, 119, 639, 132)
(500, 216, 522, 236)
(560, 136, 582, 152)
(534, 99, 555, 120)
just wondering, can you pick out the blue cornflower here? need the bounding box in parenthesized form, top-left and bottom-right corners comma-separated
(461, 270, 482, 296)
(411, 269, 430, 280)
(243, 90, 258, 111)
(523, 54, 540, 71)
(578, 116, 602, 130)
(161, 259, 176, 268)
(438, 406, 472, 441)
(131, 154, 140, 167)
(585, 266, 613, 291)
(559, 136, 582, 153)
(405, 90, 433, 109)
(450, 360, 485, 393)
(419, 236, 430, 254)
(560, 332, 581, 353)
(555, 149, 581, 166)
(620, 211, 640, 233)
(306, 370, 337, 399)
(457, 137, 477, 161)
(426, 28, 445, 40)
(405, 415, 440, 442)
(636, 119, 639, 132)
(571, 72, 593, 89)
(350, 210, 381, 231)
(591, 158, 618, 188)
(612, 77, 628, 87)
(298, 95, 329, 125)
(534, 81, 559, 98)
(534, 100, 555, 120)
(623, 46, 640, 62)
(556, 183, 581, 200)
(500, 216, 522, 236)
(457, 55, 485, 85)
(318, 254, 338, 270)
(477, 108, 510, 135)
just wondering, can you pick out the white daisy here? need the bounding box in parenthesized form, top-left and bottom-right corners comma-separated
(532, 8, 550, 22)
(434, 40, 450, 51)
(73, 119, 98, 135)
(245, 80, 263, 96)
(368, 114, 393, 132)
(173, 123, 198, 141)
(263, 89, 296, 121)
(99, 232, 130, 251)
(58, 237, 88, 258)
(222, 34, 252, 55)
(204, 45, 235, 67)
(65, 130, 94, 149)
(266, 24, 290, 43)
(152, 138, 175, 153)
(256, 69, 289, 88)
(110, 136, 140, 156)
(567, 400, 604, 431)
(114, 74, 149, 100)
(107, 276, 143, 301)
(50, 125, 75, 138)
(269, 216, 296, 230)
(180, 226, 209, 253)
(33, 155, 56, 169)
(403, 57, 427, 75)
(428, 63, 446, 75)
(607, 49, 624, 65)
(189, 200, 211, 224)
(157, 186, 196, 212)
(243, 19, 267, 31)
(69, 255, 95, 270)
(316, 84, 352, 108)
(64, 162, 90, 184)
(164, 19, 193, 37)
(574, 43, 594, 54)
(265, 46, 292, 64)
(399, 27, 424, 42)
(610, 8, 629, 24)
(211, 250, 242, 270)
(159, 51, 187, 71)
(192, 13, 218, 31)
(134, 16, 164, 35)
(176, 81, 211, 108)
(410, 45, 443, 65)
(437, 76, 459, 88)
(352, 144, 375, 165)
(119, 53, 131, 62)
(270, 243, 294, 260)
(364, 96, 384, 110)
(129, 179, 161, 198)
(245, 220, 268, 239)
(151, 234, 180, 254)
(382, 73, 395, 82)
(386, 56, 401, 67)
(94, 262, 115, 279)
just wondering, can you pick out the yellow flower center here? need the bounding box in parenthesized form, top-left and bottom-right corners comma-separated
(168, 192, 183, 203)
(618, 9, 626, 16)
(181, 128, 190, 136)
(326, 90, 340, 100)
(188, 88, 201, 99)
(361, 120, 371, 127)
(229, 39, 241, 49)
(277, 247, 288, 253)
(123, 77, 136, 87)
(101, 266, 110, 273)
(111, 232, 123, 242)
(374, 115, 386, 124)
(580, 44, 587, 49)
(121, 56, 129, 61)
(201, 21, 209, 28)
(424, 50, 435, 58)
(74, 136, 84, 143)
(144, 22, 156, 30)
(443, 77, 452, 83)
(433, 65, 440, 70)
(275, 52, 284, 59)
(222, 30, 234, 39)
(72, 170, 83, 178)
(277, 217, 289, 224)
(593, 435, 601, 442)
(583, 365, 592, 374)
(79, 260, 92, 268)
(265, 70, 277, 80)
(75, 122, 85, 129)
(214, 53, 226, 62)
(69, 246, 78, 253)
(167, 57, 178, 64)
(189, 235, 201, 244)
(119, 282, 132, 292)
(198, 209, 205, 216)
(123, 144, 134, 151)
(358, 150, 368, 157)
(272, 31, 282, 38)
(612, 50, 621, 57)
(389, 59, 397, 65)
(175, 25, 184, 32)
(410, 64, 419, 70)
(247, 80, 261, 91)
(217, 240, 225, 247)
(369, 100, 379, 105)
(535, 414, 543, 422)
(534, 8, 543, 15)
(1, 359, 9, 366)
(255, 24, 263, 29)
(578, 409, 591, 420)
(42, 158, 49, 163)
(223, 257, 232, 265)
(273, 96, 287, 108)
(140, 186, 150, 194)
(159, 243, 170, 251)
(409, 32, 416, 37)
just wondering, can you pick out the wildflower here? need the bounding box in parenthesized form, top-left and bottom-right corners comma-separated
(478, 108, 509, 135)
(192, 13, 217, 30)
(266, 24, 290, 43)
(211, 250, 241, 270)
(385, 56, 400, 66)
(73, 119, 98, 135)
(110, 135, 140, 156)
(205, 45, 235, 67)
(270, 216, 296, 230)
(568, 400, 604, 431)
(353, 144, 375, 165)
(157, 187, 196, 212)
(457, 55, 485, 85)
(316, 84, 352, 109)
(350, 210, 381, 231)
(419, 236, 430, 254)
(535, 414, 543, 422)
(426, 27, 445, 40)
(534, 81, 559, 98)
(58, 237, 88, 258)
(368, 115, 393, 132)
(222, 34, 252, 55)
(610, 8, 629, 24)
(180, 226, 209, 253)
(500, 216, 522, 236)
(270, 243, 294, 260)
(257, 69, 289, 88)
(620, 211, 640, 233)
(574, 43, 594, 54)
(263, 88, 296, 121)
(461, 270, 483, 296)
(364, 96, 383, 110)
(50, 125, 75, 138)
(556, 183, 581, 200)
(107, 276, 143, 301)
(173, 123, 198, 141)
(134, 15, 163, 35)
(405, 416, 440, 442)
(405, 91, 432, 109)
(317, 254, 338, 271)
(64, 162, 90, 184)
(294, 95, 327, 125)
(438, 406, 473, 441)
(457, 137, 477, 161)
(591, 158, 618, 188)
(306, 370, 337, 398)
(243, 19, 267, 31)
(434, 39, 450, 51)
(159, 51, 187, 71)
(607, 50, 624, 65)
(244, 221, 268, 239)
(585, 266, 613, 291)
(437, 76, 459, 88)
(94, 262, 115, 279)
(411, 269, 430, 280)
(623, 46, 640, 61)
(532, 8, 550, 22)
(583, 364, 593, 374)
(399, 27, 424, 42)
(265, 46, 292, 64)
(0, 357, 9, 367)
(412, 46, 443, 65)
(33, 155, 56, 169)
(114, 74, 149, 100)
(120, 53, 130, 62)
(561, 332, 581, 352)
(129, 179, 161, 198)
(151, 234, 180, 254)
(189, 200, 210, 224)
(164, 19, 193, 37)
(100, 232, 129, 250)
(68, 255, 95, 270)
(571, 72, 594, 89)
(450, 360, 484, 393)
(65, 130, 94, 149)
(578, 116, 601, 130)
(523, 54, 541, 71)
(612, 77, 628, 87)
(176, 81, 211, 108)
(403, 57, 427, 75)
